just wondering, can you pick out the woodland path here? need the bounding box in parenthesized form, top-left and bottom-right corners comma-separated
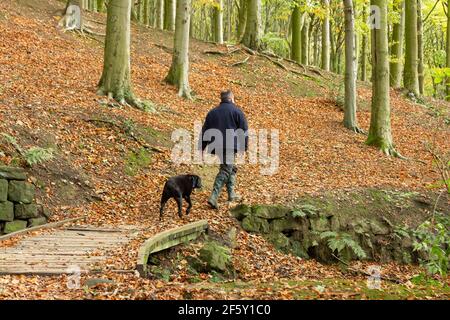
(0, 225, 142, 275)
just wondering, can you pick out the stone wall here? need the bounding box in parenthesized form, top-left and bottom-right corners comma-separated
(0, 166, 50, 235)
(231, 203, 421, 265)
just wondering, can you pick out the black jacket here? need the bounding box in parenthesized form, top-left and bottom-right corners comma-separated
(200, 101, 248, 154)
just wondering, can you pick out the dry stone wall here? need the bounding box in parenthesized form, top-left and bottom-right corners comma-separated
(0, 166, 50, 235)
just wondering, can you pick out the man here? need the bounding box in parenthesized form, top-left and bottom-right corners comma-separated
(200, 90, 249, 209)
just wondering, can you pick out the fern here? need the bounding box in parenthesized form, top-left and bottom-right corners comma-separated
(1, 133, 23, 154)
(23, 147, 55, 166)
(320, 231, 367, 261)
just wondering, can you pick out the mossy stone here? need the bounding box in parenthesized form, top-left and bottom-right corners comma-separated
(15, 204, 39, 219)
(290, 240, 309, 259)
(199, 241, 232, 273)
(230, 204, 251, 221)
(0, 201, 14, 222)
(4, 220, 27, 234)
(0, 179, 8, 202)
(370, 220, 390, 235)
(8, 181, 35, 204)
(28, 217, 47, 228)
(265, 232, 290, 251)
(252, 205, 289, 219)
(242, 215, 270, 233)
(270, 217, 303, 232)
(0, 166, 27, 181)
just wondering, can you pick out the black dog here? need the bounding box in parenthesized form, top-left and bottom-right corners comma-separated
(160, 175, 202, 220)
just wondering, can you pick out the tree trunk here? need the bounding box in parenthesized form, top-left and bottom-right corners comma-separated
(165, 0, 191, 98)
(156, 0, 164, 30)
(241, 0, 261, 50)
(213, 0, 224, 44)
(164, 0, 175, 31)
(322, 0, 330, 71)
(404, 0, 420, 97)
(343, 0, 360, 132)
(237, 0, 247, 42)
(367, 0, 398, 156)
(301, 14, 309, 65)
(98, 0, 140, 108)
(291, 5, 303, 63)
(360, 6, 368, 81)
(390, 0, 404, 88)
(313, 23, 320, 66)
(417, 0, 424, 95)
(447, 0, 450, 100)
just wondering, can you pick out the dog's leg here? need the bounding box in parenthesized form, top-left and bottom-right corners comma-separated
(176, 195, 183, 218)
(159, 194, 170, 220)
(185, 195, 192, 215)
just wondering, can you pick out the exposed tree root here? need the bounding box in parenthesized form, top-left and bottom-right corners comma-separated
(380, 146, 407, 159)
(84, 118, 164, 153)
(346, 126, 366, 135)
(230, 56, 250, 67)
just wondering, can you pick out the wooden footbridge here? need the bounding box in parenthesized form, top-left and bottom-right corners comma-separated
(0, 218, 208, 276)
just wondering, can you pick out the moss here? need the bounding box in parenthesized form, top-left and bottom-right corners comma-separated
(124, 147, 152, 176)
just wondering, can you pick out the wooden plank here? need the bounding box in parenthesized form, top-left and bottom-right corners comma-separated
(65, 227, 125, 233)
(0, 223, 140, 276)
(0, 269, 90, 275)
(0, 217, 86, 242)
(136, 220, 208, 277)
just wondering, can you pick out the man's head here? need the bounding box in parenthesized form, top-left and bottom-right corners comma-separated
(220, 90, 235, 103)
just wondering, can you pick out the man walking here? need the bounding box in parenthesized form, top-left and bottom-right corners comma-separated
(200, 90, 249, 209)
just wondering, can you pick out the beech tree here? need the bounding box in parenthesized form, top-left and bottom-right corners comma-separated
(291, 3, 304, 64)
(390, 0, 404, 88)
(343, 0, 361, 133)
(237, 0, 247, 41)
(366, 0, 399, 157)
(213, 0, 224, 44)
(447, 0, 450, 100)
(156, 0, 164, 30)
(241, 0, 262, 50)
(98, 0, 141, 108)
(164, 0, 176, 31)
(322, 0, 331, 71)
(165, 0, 192, 98)
(404, 0, 420, 97)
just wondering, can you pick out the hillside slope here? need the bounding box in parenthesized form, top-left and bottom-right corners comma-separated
(0, 0, 448, 299)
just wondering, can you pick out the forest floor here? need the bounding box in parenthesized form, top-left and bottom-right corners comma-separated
(0, 0, 449, 299)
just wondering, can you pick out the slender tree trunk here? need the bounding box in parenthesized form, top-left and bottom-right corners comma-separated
(417, 0, 424, 95)
(291, 5, 303, 63)
(97, 0, 104, 12)
(322, 0, 331, 71)
(390, 1, 404, 88)
(404, 0, 420, 97)
(343, 0, 360, 132)
(301, 15, 309, 65)
(367, 0, 398, 156)
(447, 0, 450, 100)
(164, 0, 175, 31)
(143, 0, 150, 25)
(313, 23, 320, 66)
(156, 0, 164, 30)
(360, 6, 368, 81)
(241, 0, 261, 50)
(237, 0, 247, 42)
(98, 0, 141, 108)
(166, 0, 191, 98)
(213, 0, 224, 44)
